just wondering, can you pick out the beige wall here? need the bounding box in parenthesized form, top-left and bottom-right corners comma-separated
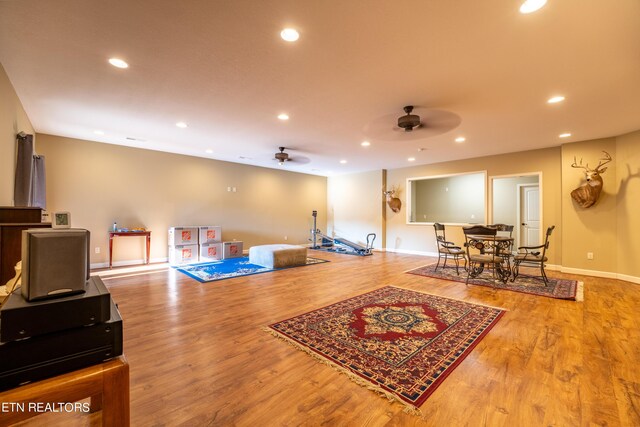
(0, 63, 35, 205)
(36, 134, 327, 266)
(327, 170, 383, 249)
(561, 138, 617, 272)
(614, 130, 640, 278)
(385, 148, 562, 264)
(323, 131, 640, 280)
(413, 172, 485, 224)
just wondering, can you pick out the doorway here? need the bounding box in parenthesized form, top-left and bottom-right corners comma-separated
(490, 173, 542, 251)
(518, 184, 540, 247)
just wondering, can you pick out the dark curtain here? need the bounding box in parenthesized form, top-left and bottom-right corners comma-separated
(14, 133, 46, 208)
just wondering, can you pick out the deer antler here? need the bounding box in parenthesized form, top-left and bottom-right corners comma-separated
(594, 151, 612, 172)
(571, 156, 589, 170)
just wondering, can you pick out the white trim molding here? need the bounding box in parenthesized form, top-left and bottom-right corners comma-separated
(385, 248, 438, 257)
(559, 266, 618, 279)
(91, 257, 168, 270)
(617, 273, 640, 285)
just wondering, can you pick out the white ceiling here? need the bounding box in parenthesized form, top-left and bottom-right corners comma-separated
(1, 0, 639, 176)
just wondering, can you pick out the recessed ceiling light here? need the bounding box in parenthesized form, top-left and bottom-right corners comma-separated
(408, 157, 416, 162)
(280, 28, 299, 42)
(94, 130, 104, 135)
(361, 141, 370, 147)
(205, 149, 213, 154)
(176, 122, 188, 128)
(108, 58, 129, 69)
(339, 160, 347, 164)
(547, 96, 565, 104)
(455, 137, 466, 143)
(519, 0, 547, 14)
(559, 133, 572, 138)
(277, 113, 289, 121)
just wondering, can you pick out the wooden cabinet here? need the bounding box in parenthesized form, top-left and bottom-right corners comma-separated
(0, 207, 51, 286)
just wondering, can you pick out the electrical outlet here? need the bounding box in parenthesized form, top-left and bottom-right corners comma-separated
(95, 247, 100, 254)
(227, 186, 231, 192)
(587, 252, 594, 260)
(284, 236, 288, 241)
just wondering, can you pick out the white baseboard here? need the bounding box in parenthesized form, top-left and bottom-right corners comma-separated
(91, 257, 168, 269)
(384, 248, 438, 257)
(559, 266, 618, 279)
(617, 273, 640, 285)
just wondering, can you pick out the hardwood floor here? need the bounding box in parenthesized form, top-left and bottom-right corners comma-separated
(12, 252, 640, 426)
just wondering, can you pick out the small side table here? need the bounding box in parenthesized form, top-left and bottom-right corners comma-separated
(0, 356, 129, 426)
(108, 231, 151, 269)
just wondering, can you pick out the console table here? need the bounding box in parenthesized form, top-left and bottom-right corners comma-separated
(0, 356, 129, 426)
(108, 231, 151, 269)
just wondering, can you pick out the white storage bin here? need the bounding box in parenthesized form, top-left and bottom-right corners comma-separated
(168, 244, 198, 265)
(223, 241, 244, 259)
(199, 226, 222, 244)
(168, 227, 199, 245)
(199, 242, 223, 261)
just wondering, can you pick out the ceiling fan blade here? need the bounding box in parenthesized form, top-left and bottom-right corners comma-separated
(364, 108, 461, 141)
(289, 156, 311, 165)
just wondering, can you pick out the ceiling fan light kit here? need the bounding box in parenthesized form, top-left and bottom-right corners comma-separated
(275, 146, 291, 165)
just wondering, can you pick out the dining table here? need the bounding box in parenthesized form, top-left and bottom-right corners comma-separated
(466, 234, 514, 283)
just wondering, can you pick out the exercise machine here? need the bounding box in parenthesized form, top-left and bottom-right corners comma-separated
(309, 210, 376, 256)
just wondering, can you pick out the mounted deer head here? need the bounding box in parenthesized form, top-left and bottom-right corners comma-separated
(570, 150, 612, 208)
(383, 185, 402, 213)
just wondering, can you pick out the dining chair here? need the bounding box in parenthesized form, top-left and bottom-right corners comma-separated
(433, 223, 466, 275)
(462, 225, 502, 287)
(486, 224, 515, 257)
(512, 225, 555, 286)
(488, 223, 514, 238)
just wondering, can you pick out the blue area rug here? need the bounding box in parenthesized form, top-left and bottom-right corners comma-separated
(175, 256, 328, 283)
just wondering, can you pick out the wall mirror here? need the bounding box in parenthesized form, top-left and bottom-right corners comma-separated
(407, 171, 486, 224)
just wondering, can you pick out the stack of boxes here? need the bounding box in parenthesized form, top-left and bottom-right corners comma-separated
(168, 227, 199, 265)
(169, 226, 242, 265)
(198, 226, 223, 262)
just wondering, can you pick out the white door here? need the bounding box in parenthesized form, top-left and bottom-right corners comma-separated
(520, 185, 540, 247)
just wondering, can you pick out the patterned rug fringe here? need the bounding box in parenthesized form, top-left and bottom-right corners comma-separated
(576, 281, 584, 302)
(262, 326, 423, 417)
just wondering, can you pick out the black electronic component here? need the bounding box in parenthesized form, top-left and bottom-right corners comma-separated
(1, 276, 111, 342)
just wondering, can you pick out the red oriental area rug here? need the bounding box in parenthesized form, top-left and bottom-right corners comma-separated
(407, 263, 582, 301)
(265, 286, 504, 414)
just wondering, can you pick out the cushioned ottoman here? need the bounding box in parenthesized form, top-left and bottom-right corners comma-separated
(249, 244, 307, 269)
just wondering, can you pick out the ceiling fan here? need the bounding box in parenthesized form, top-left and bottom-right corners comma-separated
(397, 105, 421, 132)
(362, 106, 461, 141)
(274, 147, 294, 165)
(273, 147, 311, 166)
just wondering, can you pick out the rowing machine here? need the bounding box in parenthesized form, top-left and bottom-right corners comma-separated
(309, 210, 376, 256)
